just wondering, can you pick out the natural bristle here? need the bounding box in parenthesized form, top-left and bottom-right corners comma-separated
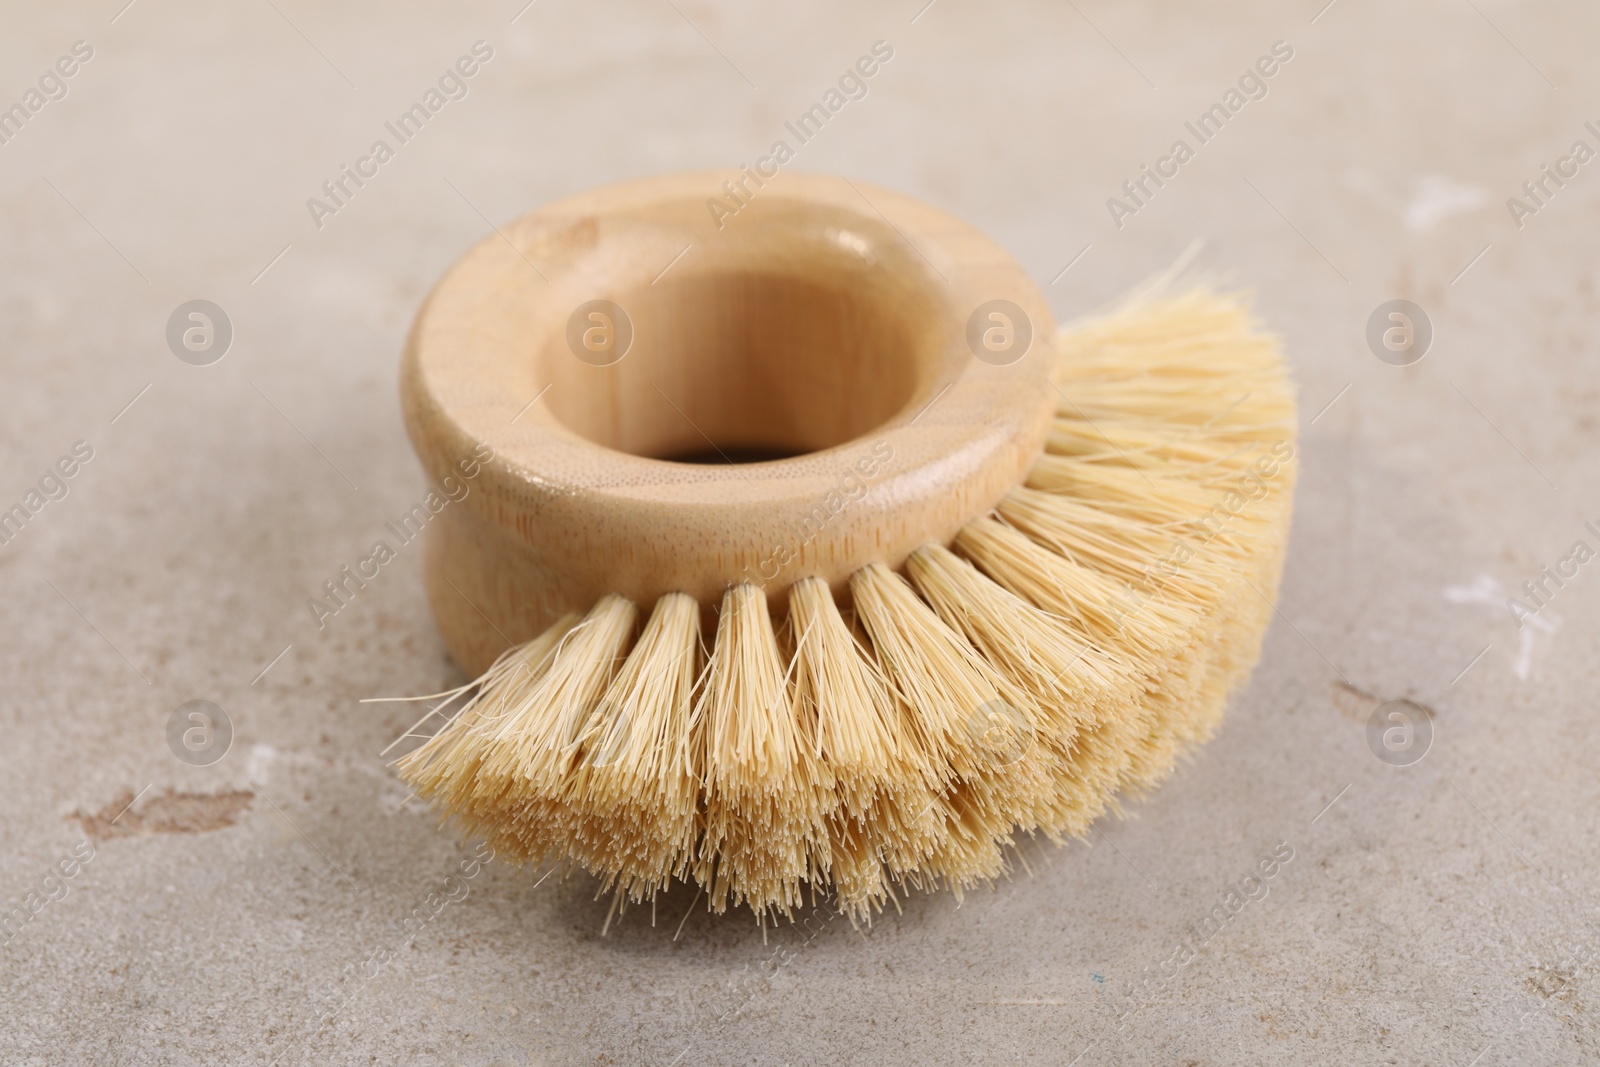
(789, 577, 938, 913)
(694, 583, 828, 918)
(390, 283, 1297, 925)
(563, 592, 702, 901)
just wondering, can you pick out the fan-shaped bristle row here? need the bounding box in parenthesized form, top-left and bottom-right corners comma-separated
(392, 285, 1297, 925)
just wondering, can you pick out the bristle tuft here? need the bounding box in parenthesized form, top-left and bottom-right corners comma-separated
(696, 583, 825, 920)
(392, 283, 1296, 925)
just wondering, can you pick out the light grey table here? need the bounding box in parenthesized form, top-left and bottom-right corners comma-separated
(2, 1, 1596, 1063)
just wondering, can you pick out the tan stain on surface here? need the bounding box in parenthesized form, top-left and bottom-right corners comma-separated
(1529, 965, 1578, 1001)
(1328, 681, 1436, 723)
(1328, 680, 1381, 721)
(73, 788, 254, 840)
(1390, 697, 1435, 720)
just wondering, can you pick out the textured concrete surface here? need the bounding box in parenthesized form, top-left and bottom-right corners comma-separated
(3, 1, 1599, 1064)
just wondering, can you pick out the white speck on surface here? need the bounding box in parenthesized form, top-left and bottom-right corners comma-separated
(1445, 575, 1558, 681)
(1403, 174, 1487, 231)
(246, 743, 279, 782)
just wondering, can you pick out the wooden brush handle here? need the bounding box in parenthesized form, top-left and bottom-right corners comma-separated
(401, 171, 1058, 675)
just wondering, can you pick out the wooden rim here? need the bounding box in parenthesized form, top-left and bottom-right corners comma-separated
(401, 170, 1058, 673)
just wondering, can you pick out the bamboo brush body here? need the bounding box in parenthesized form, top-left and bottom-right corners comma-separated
(389, 172, 1297, 923)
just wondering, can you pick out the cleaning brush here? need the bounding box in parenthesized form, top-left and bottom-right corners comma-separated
(382, 171, 1297, 924)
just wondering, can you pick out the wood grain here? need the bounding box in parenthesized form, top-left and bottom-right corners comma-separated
(401, 171, 1058, 674)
